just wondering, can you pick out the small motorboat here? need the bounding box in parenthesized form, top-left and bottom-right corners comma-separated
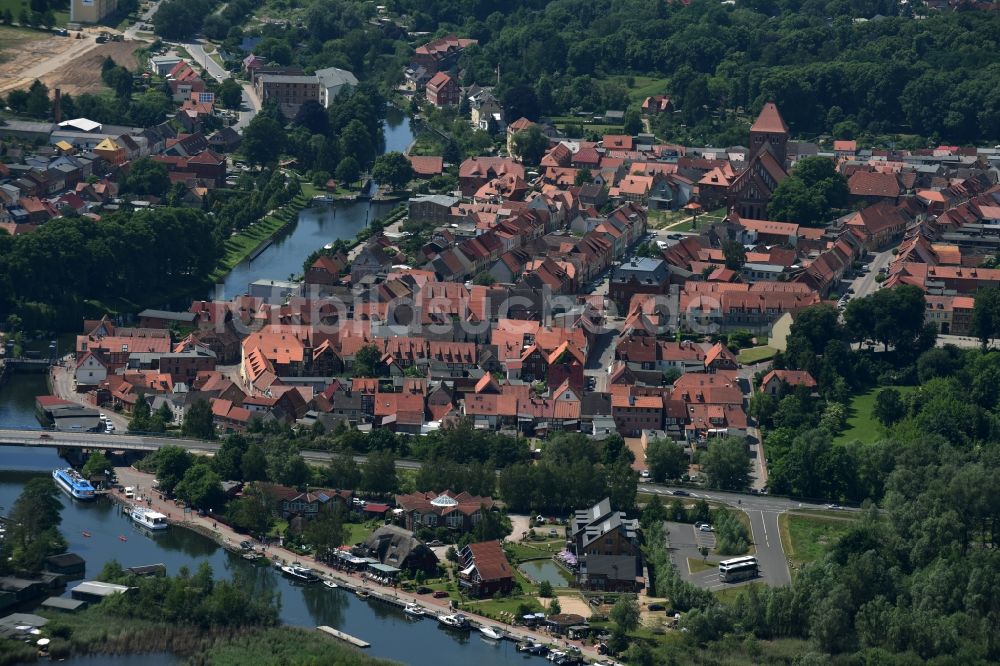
(323, 580, 339, 590)
(438, 613, 470, 630)
(118, 535, 127, 542)
(81, 531, 91, 538)
(479, 625, 504, 640)
(355, 588, 370, 599)
(403, 602, 425, 618)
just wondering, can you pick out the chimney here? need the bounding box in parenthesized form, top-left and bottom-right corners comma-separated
(53, 88, 62, 124)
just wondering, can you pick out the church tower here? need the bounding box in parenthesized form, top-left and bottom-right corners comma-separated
(748, 102, 789, 168)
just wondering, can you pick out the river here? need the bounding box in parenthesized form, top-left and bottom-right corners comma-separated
(0, 375, 542, 666)
(215, 107, 415, 299)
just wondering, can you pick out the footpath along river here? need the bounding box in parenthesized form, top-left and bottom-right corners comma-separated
(216, 106, 415, 299)
(0, 375, 546, 665)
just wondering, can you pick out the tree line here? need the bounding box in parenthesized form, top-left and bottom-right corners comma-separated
(389, 0, 1000, 145)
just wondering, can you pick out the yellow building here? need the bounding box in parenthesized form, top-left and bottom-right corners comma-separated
(94, 137, 125, 166)
(70, 0, 118, 24)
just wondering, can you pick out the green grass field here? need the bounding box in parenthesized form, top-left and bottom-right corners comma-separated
(738, 346, 777, 364)
(779, 513, 855, 570)
(0, 0, 68, 25)
(834, 385, 915, 444)
(686, 557, 715, 574)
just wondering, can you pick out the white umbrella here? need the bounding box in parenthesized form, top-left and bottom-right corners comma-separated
(29, 628, 41, 635)
(37, 638, 50, 647)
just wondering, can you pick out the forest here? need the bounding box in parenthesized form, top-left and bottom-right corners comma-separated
(380, 0, 1000, 144)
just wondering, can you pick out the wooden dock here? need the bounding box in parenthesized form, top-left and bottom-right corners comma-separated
(317, 625, 370, 648)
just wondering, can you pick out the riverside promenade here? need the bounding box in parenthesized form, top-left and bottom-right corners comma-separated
(111, 466, 603, 662)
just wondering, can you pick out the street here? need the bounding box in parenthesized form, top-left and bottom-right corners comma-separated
(848, 247, 895, 300)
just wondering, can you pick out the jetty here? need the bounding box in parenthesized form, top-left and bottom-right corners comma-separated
(317, 625, 370, 648)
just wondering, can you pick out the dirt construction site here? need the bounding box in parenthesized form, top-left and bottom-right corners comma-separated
(0, 26, 143, 96)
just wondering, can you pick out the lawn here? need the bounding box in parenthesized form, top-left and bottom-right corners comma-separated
(0, 0, 69, 25)
(208, 191, 310, 281)
(345, 521, 377, 546)
(714, 582, 764, 604)
(0, 24, 43, 63)
(779, 513, 855, 571)
(834, 385, 915, 444)
(738, 346, 777, 364)
(686, 557, 716, 574)
(463, 595, 543, 622)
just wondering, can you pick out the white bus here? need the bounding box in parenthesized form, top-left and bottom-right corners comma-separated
(719, 556, 758, 583)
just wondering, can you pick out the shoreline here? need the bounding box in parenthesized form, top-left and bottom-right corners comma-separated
(105, 472, 601, 661)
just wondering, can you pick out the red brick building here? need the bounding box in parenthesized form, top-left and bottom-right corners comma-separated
(426, 72, 460, 108)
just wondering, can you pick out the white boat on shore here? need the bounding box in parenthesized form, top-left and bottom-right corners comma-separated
(129, 506, 168, 530)
(403, 602, 425, 618)
(280, 564, 319, 582)
(479, 625, 504, 640)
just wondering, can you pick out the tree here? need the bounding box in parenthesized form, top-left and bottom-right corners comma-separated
(335, 156, 361, 187)
(512, 125, 548, 164)
(547, 598, 561, 616)
(646, 438, 687, 482)
(242, 113, 285, 166)
(361, 449, 397, 495)
(182, 398, 216, 440)
(2, 477, 65, 573)
(699, 437, 751, 490)
(303, 505, 348, 558)
(154, 445, 194, 495)
(174, 462, 224, 510)
(574, 168, 593, 185)
(723, 240, 747, 270)
(123, 158, 170, 198)
(873, 388, 906, 428)
(218, 78, 243, 110)
(539, 580, 554, 597)
(338, 119, 375, 167)
(371, 151, 414, 191)
(610, 595, 641, 633)
(501, 84, 540, 122)
(623, 108, 642, 135)
(226, 484, 274, 537)
(82, 451, 112, 479)
(25, 80, 50, 119)
(130, 393, 152, 432)
(768, 157, 848, 225)
(325, 452, 361, 489)
(241, 443, 268, 482)
(212, 435, 247, 480)
(354, 343, 383, 377)
(971, 286, 1000, 347)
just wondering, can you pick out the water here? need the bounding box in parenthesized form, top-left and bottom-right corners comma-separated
(0, 447, 541, 666)
(0, 373, 47, 428)
(61, 654, 179, 666)
(519, 559, 571, 588)
(215, 110, 415, 299)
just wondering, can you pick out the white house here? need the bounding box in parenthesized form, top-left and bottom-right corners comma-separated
(75, 351, 108, 387)
(315, 67, 358, 108)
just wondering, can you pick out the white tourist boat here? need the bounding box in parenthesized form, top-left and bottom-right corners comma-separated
(129, 506, 168, 530)
(280, 564, 319, 582)
(403, 602, 425, 618)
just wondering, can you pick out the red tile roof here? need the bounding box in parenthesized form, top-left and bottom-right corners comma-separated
(751, 102, 789, 134)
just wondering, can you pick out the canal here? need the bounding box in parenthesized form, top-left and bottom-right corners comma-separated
(215, 107, 415, 299)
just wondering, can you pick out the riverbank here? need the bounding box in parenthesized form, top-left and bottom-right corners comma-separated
(14, 608, 396, 666)
(208, 191, 312, 283)
(108, 467, 601, 662)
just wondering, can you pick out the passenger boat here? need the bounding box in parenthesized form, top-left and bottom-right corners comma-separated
(438, 613, 470, 630)
(129, 506, 168, 530)
(403, 602, 425, 618)
(52, 468, 95, 500)
(280, 564, 319, 582)
(479, 625, 504, 640)
(517, 641, 549, 656)
(323, 580, 339, 590)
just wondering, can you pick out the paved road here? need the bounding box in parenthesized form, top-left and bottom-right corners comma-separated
(848, 247, 895, 300)
(123, 0, 162, 40)
(183, 41, 228, 82)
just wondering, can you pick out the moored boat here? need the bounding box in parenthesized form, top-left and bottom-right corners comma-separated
(438, 613, 470, 630)
(129, 506, 168, 530)
(479, 625, 504, 640)
(52, 468, 95, 500)
(355, 588, 370, 599)
(280, 564, 319, 582)
(403, 602, 424, 618)
(323, 580, 339, 590)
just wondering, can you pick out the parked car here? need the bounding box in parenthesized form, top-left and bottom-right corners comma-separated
(416, 586, 432, 594)
(648, 603, 665, 611)
(239, 540, 254, 550)
(432, 590, 449, 598)
(698, 524, 713, 532)
(672, 490, 690, 497)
